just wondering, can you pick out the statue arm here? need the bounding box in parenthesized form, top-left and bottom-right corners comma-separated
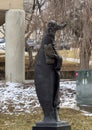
(44, 44, 62, 69)
(44, 44, 57, 59)
(44, 44, 57, 64)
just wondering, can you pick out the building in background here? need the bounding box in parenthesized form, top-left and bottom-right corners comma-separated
(0, 0, 23, 10)
(0, 0, 24, 25)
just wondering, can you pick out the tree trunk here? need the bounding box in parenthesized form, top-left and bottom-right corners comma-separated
(80, 41, 91, 70)
(28, 47, 34, 69)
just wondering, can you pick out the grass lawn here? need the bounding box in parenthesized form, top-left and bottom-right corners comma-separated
(0, 108, 92, 130)
(58, 49, 80, 59)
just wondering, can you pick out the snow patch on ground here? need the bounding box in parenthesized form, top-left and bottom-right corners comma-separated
(0, 80, 91, 116)
(59, 81, 76, 109)
(0, 81, 39, 114)
(0, 80, 76, 114)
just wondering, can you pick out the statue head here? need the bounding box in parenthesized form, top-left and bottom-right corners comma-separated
(48, 20, 67, 33)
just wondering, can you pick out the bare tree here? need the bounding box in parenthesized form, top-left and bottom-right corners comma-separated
(24, 0, 36, 70)
(0, 25, 5, 37)
(24, 0, 48, 77)
(79, 1, 92, 69)
(25, 0, 92, 71)
(67, 0, 92, 69)
(48, 0, 92, 69)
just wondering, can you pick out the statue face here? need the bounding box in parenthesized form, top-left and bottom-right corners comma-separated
(48, 20, 61, 31)
(48, 20, 67, 32)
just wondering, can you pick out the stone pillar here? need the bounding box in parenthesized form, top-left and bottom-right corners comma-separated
(5, 9, 25, 83)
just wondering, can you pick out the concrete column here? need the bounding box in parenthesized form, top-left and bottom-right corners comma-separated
(5, 9, 25, 83)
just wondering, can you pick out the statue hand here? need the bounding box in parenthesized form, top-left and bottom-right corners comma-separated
(55, 56, 62, 70)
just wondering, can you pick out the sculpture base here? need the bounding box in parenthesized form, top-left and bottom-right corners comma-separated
(32, 121, 71, 130)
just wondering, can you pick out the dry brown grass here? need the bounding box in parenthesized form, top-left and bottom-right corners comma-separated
(58, 49, 80, 59)
(0, 108, 92, 130)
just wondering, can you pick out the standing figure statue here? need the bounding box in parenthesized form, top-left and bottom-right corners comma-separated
(34, 20, 67, 124)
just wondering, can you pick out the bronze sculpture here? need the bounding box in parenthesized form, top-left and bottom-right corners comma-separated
(34, 20, 71, 129)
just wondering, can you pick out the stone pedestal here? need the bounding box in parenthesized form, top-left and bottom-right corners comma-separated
(32, 121, 71, 130)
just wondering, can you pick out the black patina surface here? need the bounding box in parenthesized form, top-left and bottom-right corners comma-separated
(34, 20, 66, 122)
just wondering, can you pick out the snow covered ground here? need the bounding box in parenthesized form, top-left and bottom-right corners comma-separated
(63, 57, 92, 65)
(0, 80, 76, 114)
(59, 80, 76, 109)
(0, 80, 91, 116)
